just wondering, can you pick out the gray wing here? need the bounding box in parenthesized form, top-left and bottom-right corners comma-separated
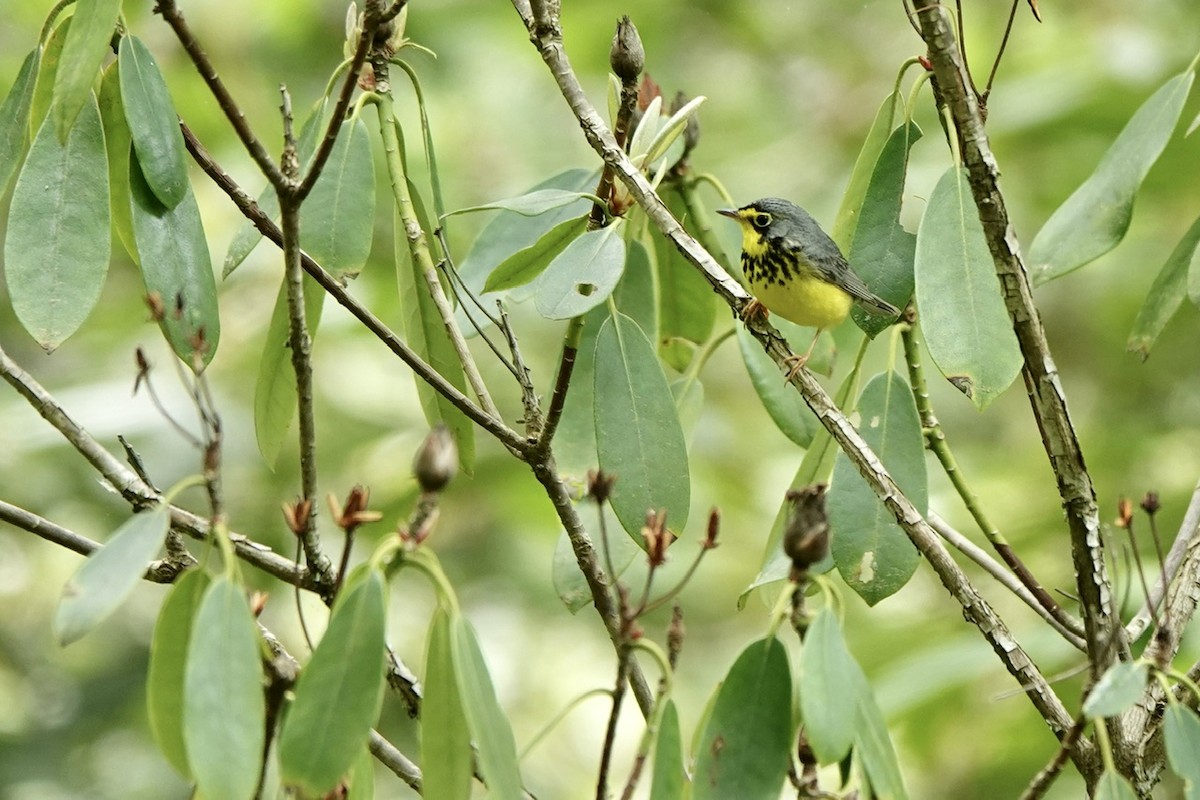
(782, 212, 900, 317)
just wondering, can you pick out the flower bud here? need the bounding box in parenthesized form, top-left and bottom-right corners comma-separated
(610, 16, 644, 83)
(782, 484, 830, 572)
(413, 425, 457, 492)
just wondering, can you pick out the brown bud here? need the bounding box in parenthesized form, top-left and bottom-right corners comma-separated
(1140, 491, 1160, 516)
(281, 497, 313, 536)
(586, 469, 618, 505)
(641, 509, 673, 567)
(703, 507, 720, 550)
(667, 604, 685, 668)
(330, 485, 383, 533)
(1115, 496, 1134, 529)
(249, 591, 268, 618)
(610, 16, 644, 83)
(413, 425, 457, 492)
(133, 347, 150, 395)
(783, 485, 830, 572)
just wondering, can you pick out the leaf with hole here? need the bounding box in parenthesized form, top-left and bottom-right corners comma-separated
(279, 566, 387, 796)
(915, 166, 1022, 408)
(147, 568, 210, 777)
(119, 35, 189, 209)
(1030, 71, 1194, 284)
(183, 577, 265, 800)
(5, 96, 109, 352)
(594, 311, 691, 539)
(829, 371, 925, 605)
(54, 506, 168, 646)
(533, 222, 627, 320)
(52, 0, 121, 142)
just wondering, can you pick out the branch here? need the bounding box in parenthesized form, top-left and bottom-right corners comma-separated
(913, 0, 1117, 679)
(1127, 478, 1200, 641)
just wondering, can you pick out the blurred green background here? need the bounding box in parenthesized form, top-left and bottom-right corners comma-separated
(2, 0, 1200, 797)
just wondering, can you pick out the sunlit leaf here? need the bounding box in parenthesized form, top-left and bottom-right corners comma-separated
(692, 637, 793, 800)
(119, 35, 189, 209)
(300, 118, 375, 279)
(627, 95, 664, 163)
(800, 608, 857, 764)
(422, 607, 472, 800)
(1094, 770, 1139, 800)
(483, 214, 587, 293)
(0, 48, 39, 197)
(642, 94, 705, 168)
(451, 617, 524, 800)
(5, 97, 109, 352)
(847, 122, 921, 337)
(129, 152, 220, 368)
(1082, 661, 1148, 718)
(1031, 71, 1194, 284)
(829, 371, 925, 605)
(279, 567, 387, 796)
(184, 578, 265, 800)
(98, 61, 137, 262)
(833, 91, 899, 250)
(1127, 214, 1200, 358)
(446, 188, 595, 217)
(1164, 704, 1200, 798)
(147, 568, 211, 777)
(53, 507, 168, 645)
(915, 167, 1022, 408)
(533, 222, 627, 320)
(594, 312, 691, 538)
(254, 275, 325, 469)
(52, 0, 121, 142)
(650, 700, 685, 800)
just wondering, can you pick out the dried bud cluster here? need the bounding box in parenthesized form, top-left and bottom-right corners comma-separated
(642, 509, 673, 567)
(586, 469, 617, 504)
(609, 16, 644, 83)
(1115, 496, 1134, 529)
(328, 485, 383, 533)
(1140, 491, 1160, 515)
(413, 425, 457, 492)
(783, 484, 830, 572)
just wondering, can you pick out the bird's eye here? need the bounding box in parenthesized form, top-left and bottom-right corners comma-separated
(752, 212, 772, 229)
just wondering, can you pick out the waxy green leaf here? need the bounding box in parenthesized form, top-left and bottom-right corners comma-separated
(1164, 704, 1200, 798)
(649, 701, 685, 800)
(1094, 771, 1139, 800)
(849, 655, 909, 799)
(52, 0, 122, 142)
(656, 187, 718, 370)
(594, 312, 691, 539)
(800, 608, 857, 764)
(833, 91, 899, 250)
(184, 578, 265, 800)
(847, 122, 921, 337)
(613, 238, 658, 342)
(0, 48, 40, 197)
(532, 222, 627, 320)
(1031, 71, 1194, 284)
(1082, 661, 1148, 718)
(829, 371, 925, 605)
(119, 35, 189, 209)
(915, 167, 1022, 408)
(446, 188, 594, 217)
(1128, 214, 1200, 359)
(129, 152, 220, 368)
(54, 507, 168, 645)
(5, 97, 109, 352)
(483, 213, 588, 293)
(147, 568, 210, 777)
(279, 567, 387, 796)
(693, 637, 794, 800)
(421, 608, 472, 800)
(30, 19, 71, 134)
(98, 61, 136, 262)
(737, 325, 818, 447)
(300, 118, 375, 278)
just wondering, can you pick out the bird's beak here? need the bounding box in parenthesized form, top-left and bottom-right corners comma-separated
(716, 208, 739, 220)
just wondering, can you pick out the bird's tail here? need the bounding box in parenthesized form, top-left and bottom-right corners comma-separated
(857, 294, 901, 317)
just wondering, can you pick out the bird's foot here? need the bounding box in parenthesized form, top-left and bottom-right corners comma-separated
(782, 353, 809, 382)
(740, 298, 768, 323)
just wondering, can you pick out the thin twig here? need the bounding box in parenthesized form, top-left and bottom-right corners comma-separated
(983, 0, 1023, 103)
(596, 647, 631, 800)
(368, 730, 423, 792)
(1128, 480, 1200, 641)
(1018, 715, 1087, 800)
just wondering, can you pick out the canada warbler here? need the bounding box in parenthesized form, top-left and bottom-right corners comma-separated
(718, 197, 899, 373)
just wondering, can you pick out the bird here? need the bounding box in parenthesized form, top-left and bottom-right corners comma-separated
(717, 197, 899, 377)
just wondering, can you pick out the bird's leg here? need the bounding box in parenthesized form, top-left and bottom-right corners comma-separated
(782, 329, 823, 382)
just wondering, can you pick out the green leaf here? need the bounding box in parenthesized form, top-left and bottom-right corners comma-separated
(1128, 213, 1200, 358)
(483, 214, 588, 293)
(1165, 704, 1200, 798)
(553, 305, 606, 477)
(30, 18, 71, 135)
(1031, 71, 1195, 284)
(741, 363, 864, 605)
(800, 608, 857, 764)
(52, 0, 121, 142)
(129, 152, 220, 368)
(446, 188, 594, 217)
(915, 167, 1022, 408)
(533, 223, 627, 320)
(53, 506, 168, 645)
(119, 35, 189, 209)
(394, 199, 475, 473)
(737, 326, 819, 448)
(184, 578, 265, 800)
(147, 568, 211, 777)
(5, 97, 109, 352)
(656, 187, 717, 371)
(848, 657, 908, 799)
(1188, 236, 1200, 309)
(0, 48, 40, 197)
(641, 94, 706, 168)
(98, 60, 136, 263)
(614, 238, 659, 345)
(594, 312, 691, 539)
(1094, 770, 1139, 800)
(422, 608, 472, 800)
(254, 275, 325, 469)
(692, 637, 793, 800)
(833, 91, 899, 250)
(451, 617, 524, 800)
(345, 748, 375, 800)
(279, 567, 387, 796)
(1082, 661, 1148, 718)
(829, 371, 926, 605)
(300, 118, 375, 279)
(847, 122, 922, 337)
(650, 700, 685, 800)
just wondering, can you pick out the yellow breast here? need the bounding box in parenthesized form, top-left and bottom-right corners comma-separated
(740, 236, 853, 329)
